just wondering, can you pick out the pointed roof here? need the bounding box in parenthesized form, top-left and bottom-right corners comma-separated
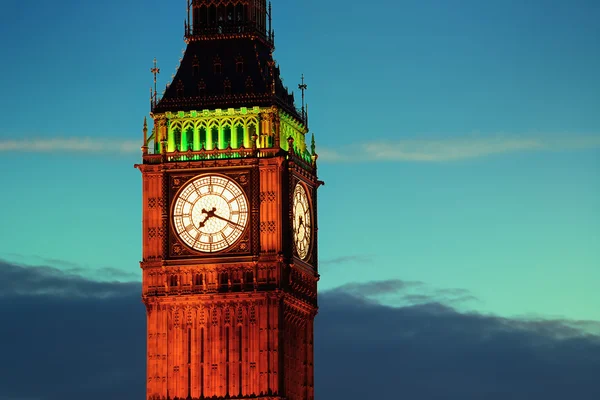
(153, 37, 300, 121)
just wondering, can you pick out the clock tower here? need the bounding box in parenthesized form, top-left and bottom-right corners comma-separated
(135, 1, 320, 400)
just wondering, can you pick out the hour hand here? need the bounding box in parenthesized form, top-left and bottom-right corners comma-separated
(198, 207, 217, 228)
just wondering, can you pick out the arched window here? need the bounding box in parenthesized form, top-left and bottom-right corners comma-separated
(199, 127, 207, 149)
(211, 126, 219, 149)
(236, 4, 244, 23)
(209, 5, 217, 26)
(235, 125, 244, 148)
(198, 80, 206, 97)
(222, 125, 232, 148)
(185, 127, 194, 151)
(217, 5, 225, 33)
(192, 55, 200, 77)
(236, 59, 244, 74)
(176, 80, 184, 97)
(214, 56, 222, 75)
(249, 124, 257, 146)
(226, 4, 234, 24)
(199, 6, 207, 27)
(173, 127, 182, 151)
(220, 272, 228, 286)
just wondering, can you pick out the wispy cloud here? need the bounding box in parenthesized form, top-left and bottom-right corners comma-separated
(320, 255, 372, 266)
(0, 137, 140, 153)
(319, 134, 600, 162)
(2, 133, 598, 160)
(329, 279, 480, 308)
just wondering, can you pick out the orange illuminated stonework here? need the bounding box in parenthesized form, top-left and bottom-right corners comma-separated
(135, 2, 320, 399)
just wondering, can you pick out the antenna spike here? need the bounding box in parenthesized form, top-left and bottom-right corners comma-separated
(298, 74, 308, 124)
(150, 58, 160, 108)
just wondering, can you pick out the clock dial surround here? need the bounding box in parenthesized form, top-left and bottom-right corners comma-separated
(292, 183, 312, 260)
(172, 174, 249, 253)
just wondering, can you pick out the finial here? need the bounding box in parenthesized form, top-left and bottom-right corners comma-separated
(306, 103, 309, 128)
(268, 2, 273, 41)
(311, 133, 316, 155)
(186, 0, 191, 35)
(142, 117, 149, 155)
(150, 58, 160, 107)
(298, 74, 307, 124)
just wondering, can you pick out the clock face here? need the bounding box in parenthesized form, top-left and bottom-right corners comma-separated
(172, 174, 249, 253)
(292, 183, 312, 260)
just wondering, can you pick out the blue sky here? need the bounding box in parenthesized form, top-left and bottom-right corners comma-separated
(0, 0, 599, 326)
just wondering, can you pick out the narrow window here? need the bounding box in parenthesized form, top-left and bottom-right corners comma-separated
(249, 124, 257, 145)
(238, 326, 243, 395)
(176, 80, 184, 97)
(185, 127, 194, 151)
(238, 326, 242, 361)
(173, 128, 182, 152)
(198, 80, 206, 97)
(226, 325, 230, 395)
(224, 78, 231, 95)
(245, 77, 253, 93)
(192, 55, 200, 77)
(214, 56, 222, 75)
(223, 126, 232, 148)
(235, 125, 244, 148)
(236, 4, 243, 23)
(209, 5, 217, 26)
(188, 328, 192, 363)
(236, 56, 244, 74)
(199, 127, 207, 149)
(211, 126, 219, 149)
(199, 6, 208, 27)
(226, 326, 230, 362)
(200, 327, 205, 363)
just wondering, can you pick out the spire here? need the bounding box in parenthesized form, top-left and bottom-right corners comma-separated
(142, 117, 149, 155)
(150, 58, 160, 109)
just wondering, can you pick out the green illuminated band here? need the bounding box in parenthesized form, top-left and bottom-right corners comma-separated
(147, 106, 312, 163)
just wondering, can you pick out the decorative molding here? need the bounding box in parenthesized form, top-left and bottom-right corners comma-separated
(260, 191, 276, 203)
(260, 221, 276, 233)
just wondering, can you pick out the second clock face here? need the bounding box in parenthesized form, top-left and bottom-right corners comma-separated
(292, 183, 312, 260)
(172, 174, 249, 253)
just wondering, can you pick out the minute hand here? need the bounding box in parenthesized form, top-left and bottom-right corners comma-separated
(212, 213, 244, 228)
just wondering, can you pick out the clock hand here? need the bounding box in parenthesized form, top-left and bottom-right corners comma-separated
(294, 216, 304, 235)
(211, 212, 245, 229)
(198, 207, 217, 229)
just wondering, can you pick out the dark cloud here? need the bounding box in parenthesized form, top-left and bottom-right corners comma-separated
(1, 261, 599, 400)
(1, 254, 138, 280)
(331, 279, 481, 308)
(0, 260, 138, 298)
(330, 279, 423, 297)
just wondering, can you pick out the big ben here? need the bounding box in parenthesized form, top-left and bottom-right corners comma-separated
(134, 1, 320, 400)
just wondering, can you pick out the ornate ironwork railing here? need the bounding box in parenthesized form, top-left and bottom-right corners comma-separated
(142, 145, 315, 171)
